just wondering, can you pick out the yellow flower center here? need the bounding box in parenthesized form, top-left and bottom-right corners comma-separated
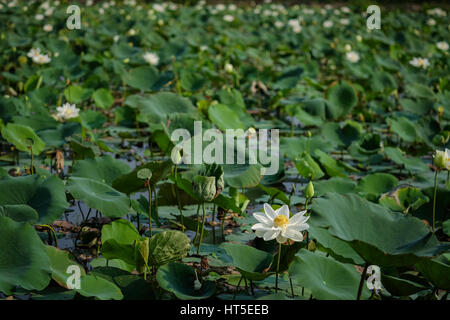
(274, 215, 289, 228)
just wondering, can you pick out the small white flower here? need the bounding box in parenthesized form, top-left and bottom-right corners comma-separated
(98, 8, 105, 15)
(200, 45, 208, 52)
(427, 18, 436, 26)
(339, 18, 350, 25)
(341, 6, 351, 13)
(323, 20, 333, 28)
(113, 35, 120, 42)
(356, 35, 363, 42)
(43, 24, 53, 32)
(224, 63, 233, 73)
(33, 54, 51, 64)
(128, 28, 137, 36)
(35, 14, 44, 21)
(223, 14, 234, 22)
(275, 21, 284, 28)
(252, 204, 309, 244)
(433, 149, 450, 170)
(27, 48, 41, 59)
(345, 44, 352, 52)
(56, 103, 80, 121)
(437, 41, 449, 51)
(409, 57, 430, 69)
(143, 52, 159, 66)
(346, 51, 360, 63)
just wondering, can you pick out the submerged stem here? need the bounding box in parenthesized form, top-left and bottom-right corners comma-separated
(197, 202, 207, 255)
(432, 169, 438, 233)
(148, 181, 152, 237)
(275, 242, 282, 292)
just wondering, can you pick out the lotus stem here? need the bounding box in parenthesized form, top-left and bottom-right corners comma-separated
(221, 210, 226, 240)
(357, 263, 369, 300)
(147, 181, 152, 237)
(197, 202, 207, 255)
(212, 203, 216, 245)
(432, 169, 438, 233)
(174, 166, 185, 232)
(275, 242, 282, 292)
(289, 275, 295, 298)
(233, 275, 244, 300)
(194, 203, 201, 244)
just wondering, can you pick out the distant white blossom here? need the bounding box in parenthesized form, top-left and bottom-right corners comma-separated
(56, 103, 80, 121)
(409, 57, 430, 69)
(223, 14, 234, 22)
(346, 51, 360, 63)
(323, 20, 333, 28)
(437, 41, 449, 51)
(143, 52, 159, 65)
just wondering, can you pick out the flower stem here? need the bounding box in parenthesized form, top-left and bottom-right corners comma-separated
(147, 182, 152, 237)
(275, 242, 282, 292)
(357, 263, 369, 300)
(194, 203, 201, 244)
(432, 169, 438, 233)
(197, 202, 207, 255)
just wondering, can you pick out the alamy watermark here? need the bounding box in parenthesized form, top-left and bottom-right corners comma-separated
(170, 121, 280, 176)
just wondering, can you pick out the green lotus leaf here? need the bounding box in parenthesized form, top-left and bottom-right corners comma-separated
(0, 216, 51, 294)
(357, 173, 398, 200)
(208, 103, 245, 131)
(90, 267, 155, 300)
(67, 177, 131, 218)
(223, 163, 263, 189)
(45, 246, 86, 289)
(72, 155, 131, 186)
(1, 123, 45, 155)
(125, 92, 197, 124)
(148, 230, 191, 267)
(379, 186, 429, 214)
(156, 262, 215, 300)
(289, 249, 370, 300)
(0, 175, 68, 224)
(295, 152, 324, 180)
(313, 177, 357, 197)
(0, 204, 38, 224)
(64, 85, 92, 104)
(309, 226, 364, 265)
(220, 243, 274, 281)
(381, 273, 430, 296)
(386, 117, 417, 143)
(113, 161, 172, 195)
(325, 81, 358, 119)
(122, 66, 159, 92)
(76, 274, 123, 300)
(92, 88, 114, 109)
(416, 255, 450, 290)
(311, 193, 448, 267)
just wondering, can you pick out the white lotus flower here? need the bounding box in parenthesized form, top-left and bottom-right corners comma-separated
(345, 44, 352, 52)
(346, 51, 360, 63)
(433, 149, 450, 170)
(56, 103, 80, 121)
(323, 20, 333, 28)
(128, 28, 137, 36)
(356, 35, 363, 42)
(33, 54, 51, 64)
(43, 24, 53, 32)
(223, 14, 234, 22)
(27, 48, 41, 59)
(143, 52, 159, 66)
(437, 41, 449, 51)
(224, 63, 233, 73)
(252, 204, 309, 244)
(339, 18, 350, 25)
(409, 57, 430, 69)
(35, 14, 44, 21)
(274, 21, 284, 28)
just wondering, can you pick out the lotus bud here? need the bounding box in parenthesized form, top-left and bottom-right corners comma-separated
(18, 56, 27, 65)
(193, 176, 216, 202)
(437, 106, 444, 117)
(307, 239, 316, 251)
(134, 237, 149, 274)
(307, 130, 312, 138)
(433, 149, 448, 170)
(305, 180, 314, 199)
(193, 164, 224, 202)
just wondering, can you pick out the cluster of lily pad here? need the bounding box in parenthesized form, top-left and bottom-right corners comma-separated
(0, 1, 449, 300)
